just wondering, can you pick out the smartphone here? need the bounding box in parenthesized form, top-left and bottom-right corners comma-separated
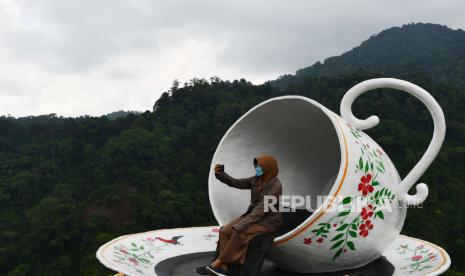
(220, 164, 224, 172)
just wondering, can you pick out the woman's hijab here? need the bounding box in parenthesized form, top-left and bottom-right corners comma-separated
(254, 155, 279, 189)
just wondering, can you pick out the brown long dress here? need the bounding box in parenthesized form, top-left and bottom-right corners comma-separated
(214, 155, 283, 264)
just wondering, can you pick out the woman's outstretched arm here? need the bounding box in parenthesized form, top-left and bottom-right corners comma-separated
(215, 170, 254, 189)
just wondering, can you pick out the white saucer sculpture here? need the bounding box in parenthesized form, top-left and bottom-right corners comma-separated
(97, 78, 451, 275)
(97, 226, 450, 276)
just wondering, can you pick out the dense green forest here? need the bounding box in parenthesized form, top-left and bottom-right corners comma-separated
(0, 23, 464, 275)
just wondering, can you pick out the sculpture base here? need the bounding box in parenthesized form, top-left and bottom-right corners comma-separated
(155, 251, 394, 276)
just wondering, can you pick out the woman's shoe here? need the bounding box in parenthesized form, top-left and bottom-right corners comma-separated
(205, 265, 229, 276)
(194, 265, 208, 275)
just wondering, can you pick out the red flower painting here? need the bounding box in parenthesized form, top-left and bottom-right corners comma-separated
(358, 174, 374, 195)
(304, 237, 312, 245)
(359, 220, 373, 237)
(361, 205, 374, 220)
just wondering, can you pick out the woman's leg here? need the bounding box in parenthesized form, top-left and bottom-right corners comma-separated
(218, 217, 242, 253)
(217, 223, 269, 265)
(211, 217, 243, 271)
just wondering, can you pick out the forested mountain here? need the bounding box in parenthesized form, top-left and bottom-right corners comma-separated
(1, 23, 464, 275)
(273, 23, 465, 89)
(104, 110, 142, 120)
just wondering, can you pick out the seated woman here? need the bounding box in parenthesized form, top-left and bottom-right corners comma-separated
(206, 155, 283, 276)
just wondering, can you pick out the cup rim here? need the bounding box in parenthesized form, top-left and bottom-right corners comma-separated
(208, 95, 348, 246)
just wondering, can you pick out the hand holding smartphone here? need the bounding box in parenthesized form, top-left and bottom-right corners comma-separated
(214, 163, 224, 174)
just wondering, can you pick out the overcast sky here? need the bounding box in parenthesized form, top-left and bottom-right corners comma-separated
(0, 0, 464, 117)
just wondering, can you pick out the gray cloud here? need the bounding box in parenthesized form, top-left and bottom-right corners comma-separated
(0, 0, 464, 116)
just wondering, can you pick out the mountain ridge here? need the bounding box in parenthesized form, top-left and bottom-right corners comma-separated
(272, 22, 465, 89)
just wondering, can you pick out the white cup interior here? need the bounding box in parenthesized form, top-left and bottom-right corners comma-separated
(209, 97, 341, 235)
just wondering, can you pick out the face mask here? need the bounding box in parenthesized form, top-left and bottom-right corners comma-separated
(255, 165, 264, 176)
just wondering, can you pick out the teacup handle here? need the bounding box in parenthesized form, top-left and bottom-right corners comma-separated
(340, 78, 446, 206)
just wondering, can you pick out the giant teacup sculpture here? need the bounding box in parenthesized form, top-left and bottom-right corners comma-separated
(96, 78, 450, 276)
(209, 78, 446, 273)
